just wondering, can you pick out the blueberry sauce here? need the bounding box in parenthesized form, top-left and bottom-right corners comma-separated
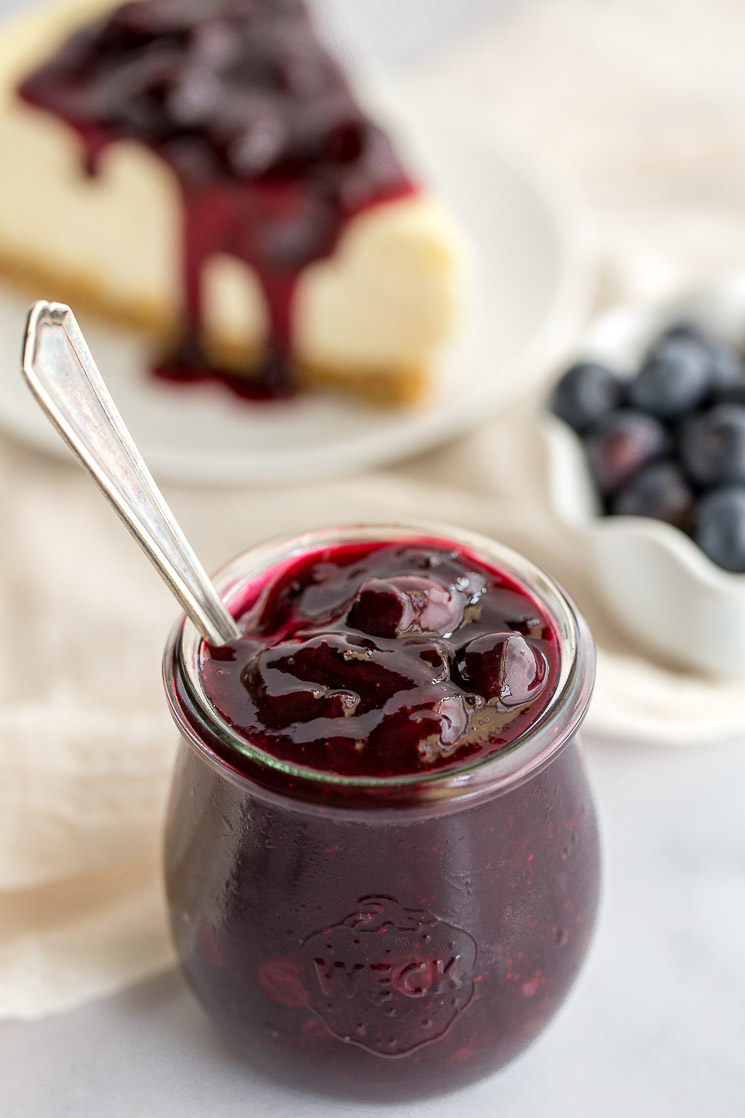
(18, 0, 414, 396)
(165, 533, 598, 1100)
(201, 539, 559, 777)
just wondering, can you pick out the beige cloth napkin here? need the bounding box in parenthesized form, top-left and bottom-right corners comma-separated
(3, 0, 745, 1020)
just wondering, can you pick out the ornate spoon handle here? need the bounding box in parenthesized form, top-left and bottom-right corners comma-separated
(22, 301, 240, 646)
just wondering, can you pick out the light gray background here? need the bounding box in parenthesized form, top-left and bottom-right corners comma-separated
(318, 0, 517, 66)
(0, 0, 514, 65)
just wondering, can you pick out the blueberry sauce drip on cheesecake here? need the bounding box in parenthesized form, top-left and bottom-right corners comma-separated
(19, 0, 414, 396)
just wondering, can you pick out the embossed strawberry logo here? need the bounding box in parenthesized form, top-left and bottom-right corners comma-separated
(301, 895, 477, 1056)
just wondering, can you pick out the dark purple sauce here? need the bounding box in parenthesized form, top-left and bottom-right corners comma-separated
(201, 540, 559, 777)
(18, 0, 414, 396)
(164, 535, 598, 1099)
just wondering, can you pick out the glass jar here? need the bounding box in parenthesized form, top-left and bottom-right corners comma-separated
(163, 524, 600, 1102)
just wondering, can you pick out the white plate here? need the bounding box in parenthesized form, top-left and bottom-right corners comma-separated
(0, 87, 592, 485)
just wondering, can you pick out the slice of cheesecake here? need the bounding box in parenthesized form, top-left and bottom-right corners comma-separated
(0, 0, 465, 403)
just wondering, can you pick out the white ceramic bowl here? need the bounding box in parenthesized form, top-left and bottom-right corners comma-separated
(543, 271, 745, 676)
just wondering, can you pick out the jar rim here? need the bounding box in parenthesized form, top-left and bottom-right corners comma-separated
(162, 522, 595, 809)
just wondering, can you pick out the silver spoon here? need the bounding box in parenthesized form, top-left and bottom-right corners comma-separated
(22, 300, 241, 646)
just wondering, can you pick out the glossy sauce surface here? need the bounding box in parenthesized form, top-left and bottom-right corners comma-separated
(201, 540, 559, 777)
(19, 0, 414, 395)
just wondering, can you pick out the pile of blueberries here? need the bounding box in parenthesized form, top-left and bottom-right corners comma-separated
(551, 321, 745, 572)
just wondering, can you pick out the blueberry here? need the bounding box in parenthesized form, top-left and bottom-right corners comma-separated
(658, 321, 709, 345)
(584, 409, 671, 496)
(110, 1, 174, 37)
(628, 337, 712, 419)
(242, 637, 365, 728)
(456, 633, 546, 707)
(189, 21, 242, 68)
(346, 579, 408, 638)
(693, 487, 745, 572)
(227, 108, 288, 175)
(412, 695, 471, 762)
(696, 338, 742, 389)
(165, 70, 224, 127)
(347, 576, 463, 638)
(550, 362, 624, 434)
(680, 403, 745, 488)
(656, 321, 744, 388)
(324, 118, 367, 164)
(713, 379, 745, 407)
(278, 48, 330, 97)
(610, 461, 694, 527)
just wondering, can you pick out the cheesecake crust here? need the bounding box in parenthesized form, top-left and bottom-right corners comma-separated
(0, 252, 428, 406)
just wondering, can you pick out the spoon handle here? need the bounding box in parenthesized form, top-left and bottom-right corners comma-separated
(22, 301, 241, 646)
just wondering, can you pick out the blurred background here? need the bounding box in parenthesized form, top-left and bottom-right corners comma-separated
(325, 0, 745, 303)
(319, 0, 515, 64)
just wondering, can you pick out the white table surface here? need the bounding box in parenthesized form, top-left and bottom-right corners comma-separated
(3, 732, 745, 1118)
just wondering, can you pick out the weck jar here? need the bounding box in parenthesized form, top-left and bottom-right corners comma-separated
(162, 523, 600, 1101)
